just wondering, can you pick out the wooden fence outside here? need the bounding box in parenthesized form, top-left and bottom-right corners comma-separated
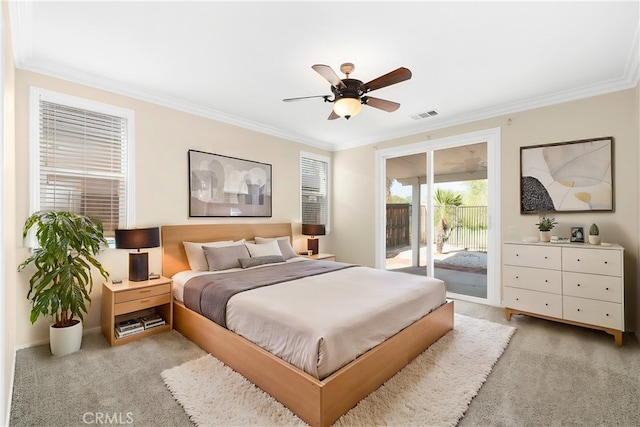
(386, 204, 488, 251)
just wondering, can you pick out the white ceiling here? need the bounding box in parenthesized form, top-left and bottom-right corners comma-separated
(8, 1, 639, 151)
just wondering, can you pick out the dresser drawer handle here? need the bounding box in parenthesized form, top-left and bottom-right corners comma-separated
(545, 303, 548, 306)
(577, 308, 581, 312)
(544, 256, 548, 259)
(606, 313, 610, 317)
(139, 289, 152, 293)
(605, 287, 609, 291)
(604, 261, 608, 264)
(577, 283, 581, 287)
(577, 259, 581, 262)
(545, 279, 548, 283)
(140, 299, 151, 304)
(516, 298, 519, 301)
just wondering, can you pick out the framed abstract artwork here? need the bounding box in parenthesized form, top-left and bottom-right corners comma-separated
(520, 137, 614, 213)
(188, 149, 272, 217)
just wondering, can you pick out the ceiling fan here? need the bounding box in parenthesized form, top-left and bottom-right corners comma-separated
(283, 63, 412, 120)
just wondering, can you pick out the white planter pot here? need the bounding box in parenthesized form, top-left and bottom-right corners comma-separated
(49, 321, 82, 356)
(588, 235, 601, 245)
(539, 231, 552, 242)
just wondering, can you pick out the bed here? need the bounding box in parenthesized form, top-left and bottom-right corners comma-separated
(161, 223, 453, 427)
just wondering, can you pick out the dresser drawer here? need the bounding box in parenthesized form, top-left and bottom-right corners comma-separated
(115, 283, 171, 303)
(114, 293, 172, 316)
(504, 287, 563, 318)
(503, 265, 562, 294)
(563, 296, 623, 330)
(562, 247, 621, 277)
(503, 244, 561, 270)
(562, 272, 622, 303)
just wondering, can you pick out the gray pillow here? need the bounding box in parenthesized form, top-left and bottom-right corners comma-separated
(202, 244, 250, 271)
(238, 255, 286, 269)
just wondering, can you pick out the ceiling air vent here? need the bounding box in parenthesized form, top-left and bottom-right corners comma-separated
(410, 110, 439, 120)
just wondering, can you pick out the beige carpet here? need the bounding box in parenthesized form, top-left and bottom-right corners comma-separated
(162, 314, 515, 426)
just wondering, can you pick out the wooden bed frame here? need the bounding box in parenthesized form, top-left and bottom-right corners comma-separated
(161, 223, 454, 427)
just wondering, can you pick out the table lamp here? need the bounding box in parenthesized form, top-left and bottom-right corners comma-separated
(301, 224, 325, 255)
(115, 227, 160, 281)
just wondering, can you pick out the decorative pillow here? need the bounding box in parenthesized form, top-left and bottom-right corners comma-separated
(183, 240, 244, 271)
(238, 255, 285, 269)
(245, 240, 282, 258)
(254, 236, 297, 260)
(202, 244, 250, 271)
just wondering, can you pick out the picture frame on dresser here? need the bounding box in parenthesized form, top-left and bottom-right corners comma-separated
(570, 226, 584, 243)
(188, 149, 272, 218)
(520, 136, 614, 213)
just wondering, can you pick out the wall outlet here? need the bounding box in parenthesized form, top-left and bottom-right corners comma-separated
(508, 226, 517, 236)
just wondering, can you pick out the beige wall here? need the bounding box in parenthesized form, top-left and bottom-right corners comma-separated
(2, 1, 17, 424)
(12, 70, 331, 347)
(332, 88, 639, 332)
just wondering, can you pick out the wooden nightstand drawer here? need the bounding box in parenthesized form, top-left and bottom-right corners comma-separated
(115, 283, 171, 303)
(114, 293, 172, 316)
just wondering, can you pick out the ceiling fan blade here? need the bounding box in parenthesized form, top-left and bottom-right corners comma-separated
(361, 67, 412, 93)
(327, 110, 340, 120)
(363, 96, 400, 112)
(312, 64, 346, 89)
(283, 95, 330, 102)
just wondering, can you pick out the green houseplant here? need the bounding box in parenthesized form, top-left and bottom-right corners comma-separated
(589, 223, 601, 245)
(535, 216, 557, 242)
(18, 211, 109, 355)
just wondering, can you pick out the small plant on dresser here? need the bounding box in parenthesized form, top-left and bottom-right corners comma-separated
(589, 223, 600, 245)
(535, 216, 557, 242)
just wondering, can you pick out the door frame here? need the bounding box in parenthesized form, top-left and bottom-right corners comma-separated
(375, 127, 501, 306)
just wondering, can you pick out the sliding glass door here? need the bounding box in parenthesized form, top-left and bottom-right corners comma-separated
(377, 128, 500, 305)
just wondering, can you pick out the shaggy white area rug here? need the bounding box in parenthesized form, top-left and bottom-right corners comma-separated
(162, 314, 515, 426)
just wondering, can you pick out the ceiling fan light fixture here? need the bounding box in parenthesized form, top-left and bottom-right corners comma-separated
(333, 97, 362, 119)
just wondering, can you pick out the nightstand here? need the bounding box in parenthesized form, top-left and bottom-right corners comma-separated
(101, 276, 173, 346)
(301, 253, 336, 261)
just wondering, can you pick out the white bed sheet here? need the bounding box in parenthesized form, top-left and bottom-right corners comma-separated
(173, 261, 446, 379)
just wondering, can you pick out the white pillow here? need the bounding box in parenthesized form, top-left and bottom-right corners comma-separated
(245, 240, 282, 258)
(254, 236, 298, 260)
(183, 239, 245, 271)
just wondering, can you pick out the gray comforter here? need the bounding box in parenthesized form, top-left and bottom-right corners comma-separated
(183, 260, 355, 327)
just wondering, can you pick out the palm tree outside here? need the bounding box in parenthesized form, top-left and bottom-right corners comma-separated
(434, 188, 463, 254)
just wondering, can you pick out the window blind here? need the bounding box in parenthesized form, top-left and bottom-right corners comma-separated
(301, 156, 328, 225)
(38, 100, 127, 237)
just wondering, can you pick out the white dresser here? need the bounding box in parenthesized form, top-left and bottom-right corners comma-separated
(503, 241, 625, 345)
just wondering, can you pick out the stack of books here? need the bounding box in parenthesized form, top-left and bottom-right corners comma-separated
(115, 318, 144, 338)
(139, 313, 166, 329)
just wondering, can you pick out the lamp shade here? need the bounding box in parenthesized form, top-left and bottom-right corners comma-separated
(115, 227, 160, 250)
(301, 224, 326, 237)
(333, 97, 362, 118)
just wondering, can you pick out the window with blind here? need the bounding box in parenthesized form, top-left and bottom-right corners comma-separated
(31, 88, 134, 240)
(300, 153, 329, 227)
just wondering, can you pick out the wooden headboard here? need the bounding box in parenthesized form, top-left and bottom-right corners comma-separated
(161, 223, 293, 278)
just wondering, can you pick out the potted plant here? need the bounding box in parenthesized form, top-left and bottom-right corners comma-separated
(535, 216, 557, 242)
(588, 223, 601, 245)
(18, 211, 109, 356)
